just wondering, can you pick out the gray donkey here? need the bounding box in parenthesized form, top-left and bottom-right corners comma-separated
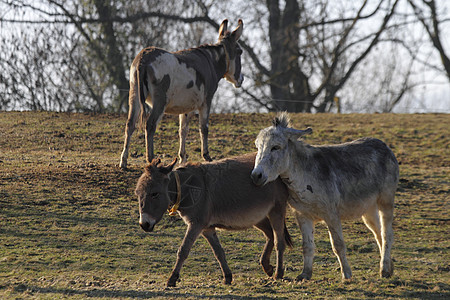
(136, 153, 293, 287)
(120, 19, 244, 169)
(251, 113, 399, 281)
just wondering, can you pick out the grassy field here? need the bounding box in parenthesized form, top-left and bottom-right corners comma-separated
(0, 111, 449, 299)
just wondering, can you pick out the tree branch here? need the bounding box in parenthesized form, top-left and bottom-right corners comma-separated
(333, 0, 400, 94)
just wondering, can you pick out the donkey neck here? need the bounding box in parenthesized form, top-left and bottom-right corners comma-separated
(280, 141, 321, 206)
(282, 140, 312, 183)
(168, 171, 181, 209)
(191, 44, 228, 81)
(167, 168, 201, 213)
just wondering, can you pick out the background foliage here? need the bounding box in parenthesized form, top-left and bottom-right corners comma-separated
(1, 0, 449, 113)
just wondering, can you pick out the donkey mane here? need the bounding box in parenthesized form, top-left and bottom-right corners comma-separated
(272, 111, 290, 128)
(177, 161, 202, 169)
(177, 43, 221, 53)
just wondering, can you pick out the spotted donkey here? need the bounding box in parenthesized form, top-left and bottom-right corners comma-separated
(120, 19, 244, 169)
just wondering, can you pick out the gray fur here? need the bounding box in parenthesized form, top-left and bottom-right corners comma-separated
(136, 153, 292, 287)
(252, 113, 399, 281)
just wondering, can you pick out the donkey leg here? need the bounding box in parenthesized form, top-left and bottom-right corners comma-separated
(268, 210, 286, 280)
(120, 84, 140, 169)
(325, 217, 352, 280)
(198, 105, 212, 162)
(178, 112, 192, 164)
(362, 205, 383, 254)
(167, 225, 202, 287)
(254, 218, 275, 277)
(202, 228, 233, 284)
(294, 212, 315, 281)
(144, 104, 164, 164)
(379, 198, 394, 278)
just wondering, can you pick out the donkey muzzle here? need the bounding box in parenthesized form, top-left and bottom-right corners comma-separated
(251, 169, 267, 186)
(140, 221, 155, 232)
(139, 213, 156, 232)
(235, 74, 244, 88)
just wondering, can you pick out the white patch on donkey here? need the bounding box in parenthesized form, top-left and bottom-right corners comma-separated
(119, 19, 244, 169)
(251, 112, 399, 281)
(147, 53, 205, 113)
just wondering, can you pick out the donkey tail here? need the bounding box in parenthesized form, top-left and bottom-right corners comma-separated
(137, 65, 149, 130)
(284, 221, 294, 249)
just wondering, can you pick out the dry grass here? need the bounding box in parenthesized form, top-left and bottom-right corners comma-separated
(0, 111, 449, 299)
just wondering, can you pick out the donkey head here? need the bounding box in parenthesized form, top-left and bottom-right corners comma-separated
(135, 158, 177, 232)
(218, 19, 244, 88)
(252, 112, 312, 186)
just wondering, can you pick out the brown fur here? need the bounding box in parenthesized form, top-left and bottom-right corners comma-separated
(136, 153, 292, 287)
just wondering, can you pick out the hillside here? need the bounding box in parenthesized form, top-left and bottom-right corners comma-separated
(1, 112, 449, 299)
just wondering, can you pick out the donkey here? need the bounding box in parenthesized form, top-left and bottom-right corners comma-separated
(119, 19, 244, 169)
(135, 153, 293, 287)
(251, 113, 399, 281)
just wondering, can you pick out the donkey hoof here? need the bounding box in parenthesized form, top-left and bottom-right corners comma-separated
(274, 270, 284, 280)
(381, 271, 392, 278)
(262, 265, 274, 277)
(381, 266, 393, 278)
(342, 277, 353, 283)
(341, 272, 352, 281)
(381, 259, 394, 278)
(295, 273, 311, 282)
(166, 280, 176, 287)
(203, 153, 213, 162)
(167, 274, 179, 287)
(224, 273, 232, 285)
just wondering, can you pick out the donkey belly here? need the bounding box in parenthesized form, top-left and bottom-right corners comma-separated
(210, 204, 273, 230)
(165, 87, 205, 114)
(338, 194, 379, 220)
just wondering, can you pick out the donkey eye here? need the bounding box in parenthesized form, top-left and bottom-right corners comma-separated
(271, 145, 281, 152)
(150, 192, 159, 198)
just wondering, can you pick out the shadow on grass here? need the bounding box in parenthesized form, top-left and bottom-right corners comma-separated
(397, 280, 450, 299)
(330, 279, 450, 299)
(11, 283, 281, 300)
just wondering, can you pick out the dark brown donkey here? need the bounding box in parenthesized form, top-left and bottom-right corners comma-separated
(135, 153, 292, 287)
(120, 19, 244, 169)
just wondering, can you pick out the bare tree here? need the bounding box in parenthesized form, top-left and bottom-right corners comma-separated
(0, 0, 200, 112)
(0, 0, 446, 113)
(241, 0, 401, 112)
(408, 0, 450, 81)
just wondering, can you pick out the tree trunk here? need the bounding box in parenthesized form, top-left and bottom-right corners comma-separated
(94, 0, 129, 112)
(267, 0, 313, 112)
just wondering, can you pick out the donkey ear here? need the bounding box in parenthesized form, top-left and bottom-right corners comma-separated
(150, 158, 161, 166)
(218, 19, 228, 38)
(144, 158, 161, 173)
(146, 158, 161, 170)
(231, 19, 243, 41)
(160, 158, 177, 175)
(286, 127, 313, 141)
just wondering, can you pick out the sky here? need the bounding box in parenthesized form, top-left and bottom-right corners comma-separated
(1, 0, 449, 113)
